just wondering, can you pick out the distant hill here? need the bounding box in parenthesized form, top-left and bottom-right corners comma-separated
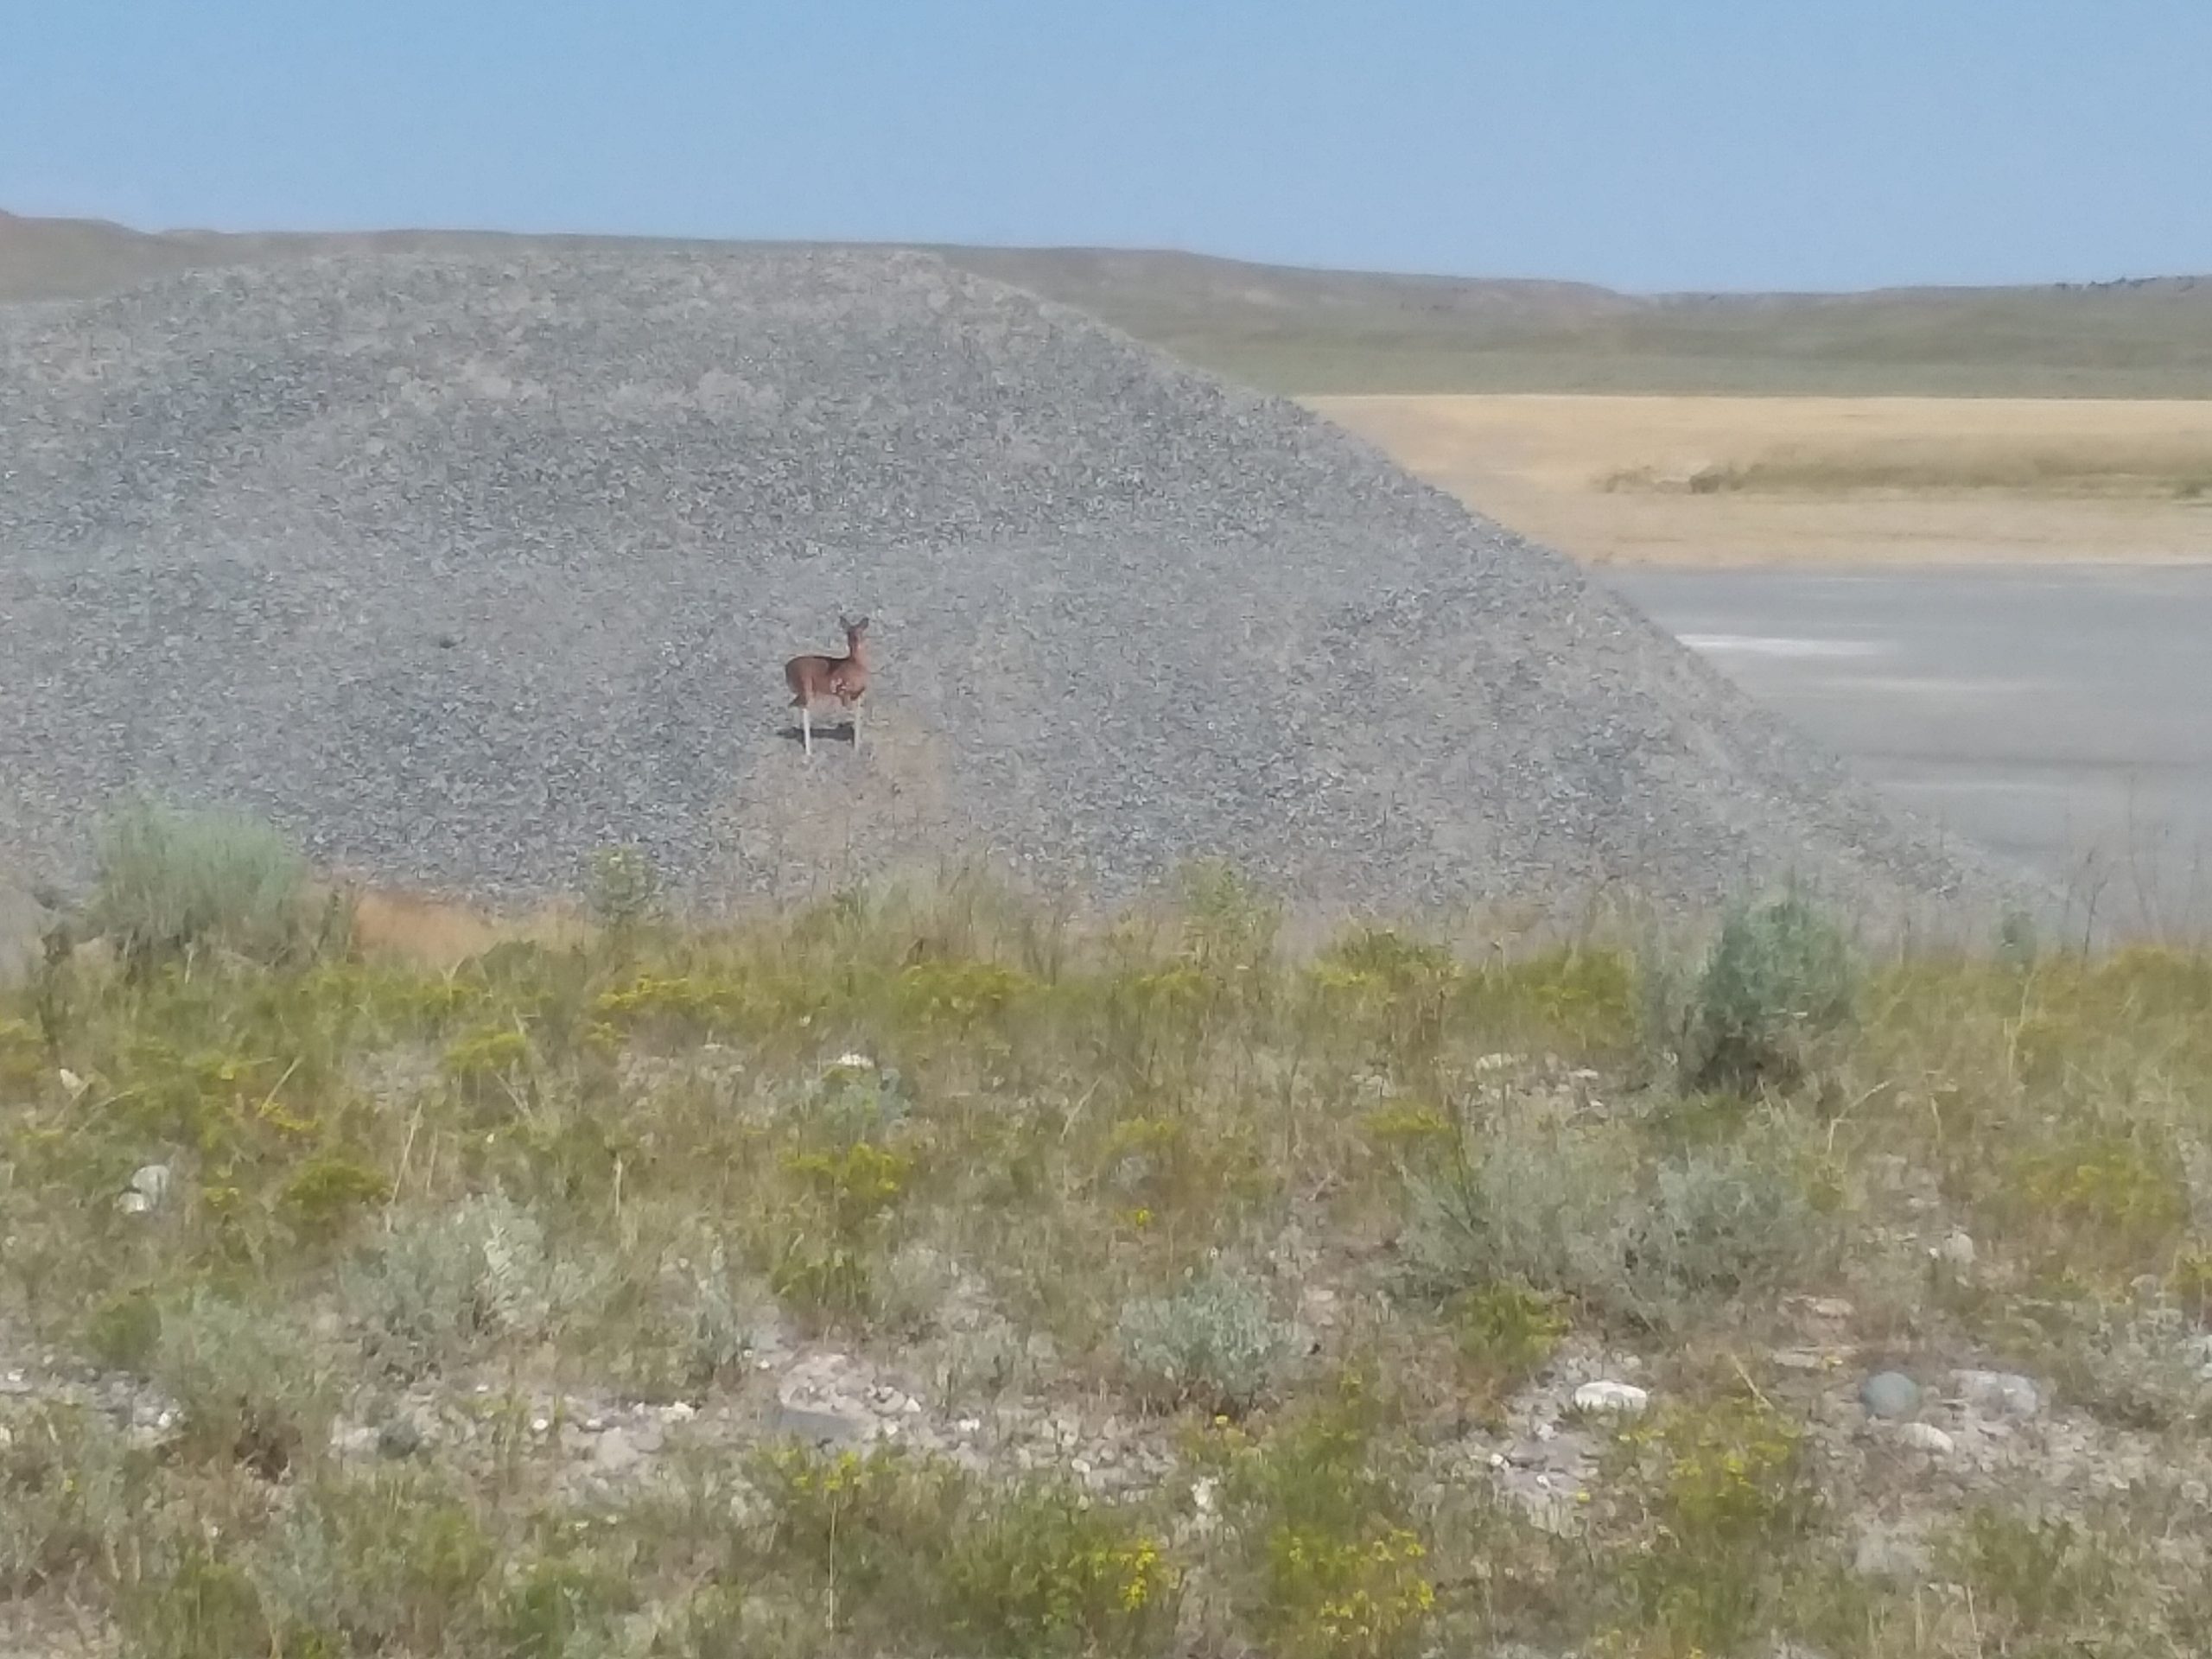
(4, 208, 2209, 397)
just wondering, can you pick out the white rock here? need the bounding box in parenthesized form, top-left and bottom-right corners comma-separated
(1932, 1230, 1977, 1268)
(1573, 1380, 1649, 1415)
(662, 1401, 697, 1423)
(830, 1052, 876, 1070)
(1895, 1421, 1955, 1455)
(127, 1164, 172, 1204)
(115, 1192, 152, 1216)
(56, 1068, 88, 1097)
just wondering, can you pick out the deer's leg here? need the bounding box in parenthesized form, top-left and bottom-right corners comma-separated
(801, 704, 813, 757)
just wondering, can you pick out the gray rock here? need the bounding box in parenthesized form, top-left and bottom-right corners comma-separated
(1859, 1370, 1921, 1419)
(376, 1415, 427, 1460)
(0, 250, 2031, 932)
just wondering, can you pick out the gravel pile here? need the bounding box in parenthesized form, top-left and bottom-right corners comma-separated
(0, 248, 2027, 930)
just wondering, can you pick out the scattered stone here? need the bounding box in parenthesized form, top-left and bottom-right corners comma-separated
(1859, 1371, 1921, 1420)
(777, 1402, 874, 1447)
(376, 1416, 426, 1460)
(1572, 1380, 1649, 1416)
(1894, 1421, 1955, 1455)
(661, 1401, 697, 1423)
(1771, 1347, 1837, 1372)
(1953, 1370, 2040, 1419)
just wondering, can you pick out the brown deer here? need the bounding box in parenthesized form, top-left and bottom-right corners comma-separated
(783, 614, 871, 757)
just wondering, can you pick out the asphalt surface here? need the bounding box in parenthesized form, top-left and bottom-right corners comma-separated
(1601, 563, 2212, 941)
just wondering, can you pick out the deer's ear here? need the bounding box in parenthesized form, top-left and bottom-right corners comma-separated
(854, 615, 870, 630)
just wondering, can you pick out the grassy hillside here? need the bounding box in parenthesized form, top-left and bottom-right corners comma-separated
(5, 811, 2212, 1656)
(7, 209, 2211, 397)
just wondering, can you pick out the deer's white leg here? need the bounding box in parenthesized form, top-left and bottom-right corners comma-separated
(802, 706, 813, 757)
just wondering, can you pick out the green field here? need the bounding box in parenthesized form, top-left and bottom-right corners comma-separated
(8, 208, 2212, 397)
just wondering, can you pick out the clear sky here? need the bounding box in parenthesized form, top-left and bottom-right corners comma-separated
(4, 0, 2206, 293)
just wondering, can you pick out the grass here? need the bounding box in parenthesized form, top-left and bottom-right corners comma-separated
(5, 821, 2212, 1656)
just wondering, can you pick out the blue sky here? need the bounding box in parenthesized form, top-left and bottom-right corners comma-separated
(4, 0, 2206, 292)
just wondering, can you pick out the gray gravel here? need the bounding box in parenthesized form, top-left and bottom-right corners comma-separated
(0, 248, 2033, 930)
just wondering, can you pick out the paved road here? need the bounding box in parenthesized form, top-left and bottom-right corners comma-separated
(1600, 563, 2212, 941)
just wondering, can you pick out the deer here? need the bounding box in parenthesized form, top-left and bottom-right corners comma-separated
(783, 614, 871, 757)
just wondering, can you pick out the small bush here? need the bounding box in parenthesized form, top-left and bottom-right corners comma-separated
(1685, 890, 1857, 1090)
(124, 1546, 274, 1659)
(1115, 1264, 1297, 1414)
(751, 1444, 1178, 1656)
(750, 1443, 965, 1620)
(1211, 1383, 1437, 1659)
(1448, 1281, 1568, 1392)
(1614, 1130, 1833, 1328)
(251, 1469, 501, 1654)
(152, 1289, 335, 1478)
(588, 843, 664, 931)
(1605, 1395, 1821, 1655)
(0, 1403, 151, 1599)
(941, 1480, 1182, 1658)
(90, 796, 312, 969)
(340, 1193, 591, 1377)
(1402, 1114, 1630, 1306)
(1936, 1505, 2131, 1652)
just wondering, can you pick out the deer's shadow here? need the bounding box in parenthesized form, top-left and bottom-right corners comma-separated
(778, 721, 858, 747)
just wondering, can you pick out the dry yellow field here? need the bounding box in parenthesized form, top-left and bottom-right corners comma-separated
(1306, 394, 2212, 567)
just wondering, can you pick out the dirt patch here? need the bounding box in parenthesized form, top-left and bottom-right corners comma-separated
(341, 886, 587, 971)
(1311, 394, 2212, 569)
